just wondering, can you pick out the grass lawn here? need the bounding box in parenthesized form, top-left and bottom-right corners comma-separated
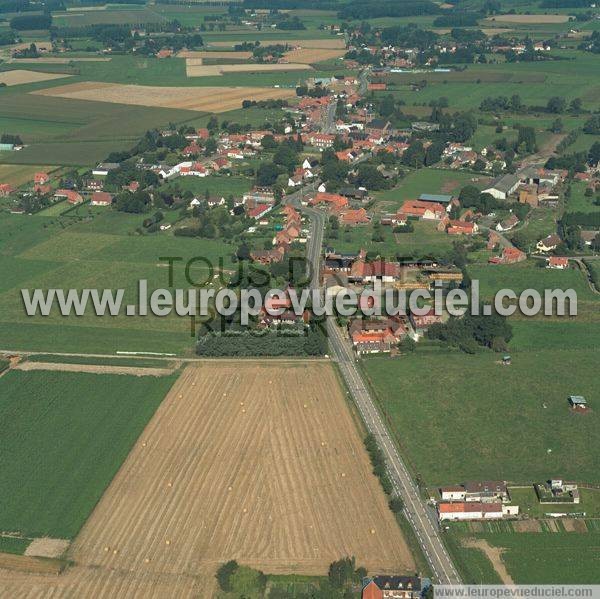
(361, 348, 600, 486)
(564, 181, 600, 214)
(0, 369, 177, 539)
(374, 168, 487, 211)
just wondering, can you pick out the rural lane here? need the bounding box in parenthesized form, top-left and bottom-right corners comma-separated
(299, 199, 462, 584)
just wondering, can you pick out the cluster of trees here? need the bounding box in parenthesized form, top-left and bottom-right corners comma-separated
(0, 133, 22, 145)
(0, 30, 17, 46)
(196, 323, 327, 357)
(339, 0, 439, 20)
(561, 211, 600, 229)
(256, 137, 303, 186)
(583, 115, 600, 135)
(480, 94, 582, 115)
(380, 23, 438, 51)
(401, 139, 446, 168)
(241, 98, 289, 109)
(216, 561, 266, 595)
(275, 15, 305, 29)
(113, 189, 151, 214)
(175, 204, 247, 240)
(427, 312, 513, 353)
(546, 142, 600, 171)
(252, 43, 288, 62)
(433, 13, 479, 27)
(364, 433, 393, 495)
(10, 13, 51, 30)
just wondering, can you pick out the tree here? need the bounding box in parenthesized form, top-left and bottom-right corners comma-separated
(588, 142, 600, 165)
(583, 115, 600, 135)
(550, 118, 563, 134)
(401, 141, 426, 168)
(256, 162, 282, 186)
(458, 185, 480, 206)
(516, 126, 536, 153)
(569, 98, 583, 113)
(216, 560, 238, 592)
(389, 496, 405, 513)
(547, 96, 566, 114)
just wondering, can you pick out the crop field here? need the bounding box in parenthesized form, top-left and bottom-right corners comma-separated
(34, 81, 297, 112)
(209, 37, 346, 49)
(446, 521, 600, 584)
(0, 362, 415, 596)
(362, 347, 600, 486)
(0, 369, 177, 540)
(0, 210, 235, 354)
(178, 50, 253, 60)
(0, 91, 202, 165)
(484, 14, 572, 23)
(0, 164, 57, 186)
(185, 61, 312, 78)
(0, 70, 71, 87)
(283, 47, 346, 64)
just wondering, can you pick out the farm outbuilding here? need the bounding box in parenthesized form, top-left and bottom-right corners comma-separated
(568, 395, 587, 408)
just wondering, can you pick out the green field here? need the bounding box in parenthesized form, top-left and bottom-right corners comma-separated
(446, 520, 600, 584)
(0, 369, 176, 539)
(0, 209, 235, 354)
(362, 347, 600, 486)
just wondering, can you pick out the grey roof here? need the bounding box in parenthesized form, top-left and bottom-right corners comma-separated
(419, 193, 453, 204)
(488, 174, 519, 194)
(569, 395, 587, 405)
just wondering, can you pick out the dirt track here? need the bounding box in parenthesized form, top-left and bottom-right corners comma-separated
(0, 362, 413, 597)
(462, 538, 514, 584)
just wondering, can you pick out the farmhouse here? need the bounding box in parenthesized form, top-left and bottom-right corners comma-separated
(446, 220, 478, 235)
(400, 200, 445, 220)
(438, 502, 516, 521)
(90, 191, 113, 206)
(496, 213, 520, 232)
(547, 256, 569, 269)
(55, 189, 83, 204)
(483, 174, 520, 200)
(0, 183, 14, 197)
(488, 247, 526, 265)
(350, 259, 400, 283)
(34, 172, 50, 185)
(536, 234, 561, 253)
(409, 307, 443, 336)
(362, 576, 422, 599)
(440, 481, 509, 503)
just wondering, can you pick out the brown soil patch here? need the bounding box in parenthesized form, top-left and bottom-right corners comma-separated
(33, 82, 297, 113)
(283, 48, 346, 64)
(481, 28, 514, 35)
(485, 13, 572, 23)
(15, 361, 174, 377)
(25, 539, 70, 559)
(0, 70, 71, 87)
(441, 179, 461, 193)
(462, 538, 514, 584)
(186, 61, 312, 77)
(209, 38, 346, 49)
(562, 519, 587, 533)
(513, 519, 541, 532)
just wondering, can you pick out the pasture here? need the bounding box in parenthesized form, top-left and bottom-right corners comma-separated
(0, 209, 235, 354)
(0, 362, 415, 595)
(362, 348, 600, 486)
(0, 369, 177, 539)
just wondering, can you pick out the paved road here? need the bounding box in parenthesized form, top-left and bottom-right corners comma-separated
(299, 202, 461, 584)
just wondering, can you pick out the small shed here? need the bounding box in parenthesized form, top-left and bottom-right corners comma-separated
(568, 395, 587, 408)
(502, 355, 511, 366)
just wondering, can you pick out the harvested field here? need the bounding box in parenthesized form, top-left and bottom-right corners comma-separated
(185, 61, 312, 77)
(513, 520, 542, 533)
(14, 361, 174, 377)
(485, 14, 572, 23)
(178, 50, 252, 59)
(0, 553, 65, 576)
(209, 38, 346, 49)
(283, 47, 346, 64)
(0, 362, 413, 596)
(25, 539, 70, 559)
(33, 82, 296, 113)
(0, 70, 71, 87)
